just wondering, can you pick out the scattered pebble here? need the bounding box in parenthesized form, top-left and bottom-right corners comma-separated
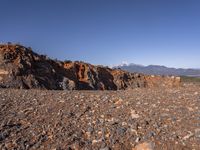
(0, 84, 200, 149)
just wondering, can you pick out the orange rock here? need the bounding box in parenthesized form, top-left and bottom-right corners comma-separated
(0, 43, 181, 90)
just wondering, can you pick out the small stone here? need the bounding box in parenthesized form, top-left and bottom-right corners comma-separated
(195, 129, 200, 138)
(100, 143, 107, 149)
(135, 137, 140, 143)
(132, 142, 154, 150)
(136, 102, 141, 105)
(100, 115, 104, 118)
(131, 110, 140, 119)
(122, 122, 127, 126)
(87, 127, 94, 133)
(99, 146, 110, 150)
(183, 131, 194, 140)
(147, 131, 156, 138)
(92, 140, 98, 144)
(187, 107, 194, 111)
(114, 98, 123, 105)
(117, 127, 127, 136)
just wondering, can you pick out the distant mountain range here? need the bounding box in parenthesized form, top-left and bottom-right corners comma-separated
(114, 63, 200, 77)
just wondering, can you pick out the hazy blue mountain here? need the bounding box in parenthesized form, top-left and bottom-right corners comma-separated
(114, 63, 200, 77)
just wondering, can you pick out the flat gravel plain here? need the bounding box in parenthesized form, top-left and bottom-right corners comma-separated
(0, 84, 200, 150)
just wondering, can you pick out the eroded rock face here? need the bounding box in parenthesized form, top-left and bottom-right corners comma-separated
(0, 44, 181, 90)
(0, 44, 65, 89)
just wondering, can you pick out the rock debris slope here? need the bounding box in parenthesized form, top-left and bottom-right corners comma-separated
(0, 84, 200, 149)
(0, 44, 180, 90)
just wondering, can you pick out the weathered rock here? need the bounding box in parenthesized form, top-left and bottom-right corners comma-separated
(0, 43, 181, 90)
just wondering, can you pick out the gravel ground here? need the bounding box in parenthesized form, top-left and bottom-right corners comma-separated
(0, 84, 200, 150)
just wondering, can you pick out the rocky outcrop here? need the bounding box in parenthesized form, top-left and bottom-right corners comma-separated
(0, 43, 181, 90)
(0, 44, 65, 89)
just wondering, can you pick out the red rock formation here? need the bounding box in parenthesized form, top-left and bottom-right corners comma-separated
(0, 43, 180, 90)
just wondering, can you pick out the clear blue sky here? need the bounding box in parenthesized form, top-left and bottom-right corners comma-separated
(0, 0, 200, 68)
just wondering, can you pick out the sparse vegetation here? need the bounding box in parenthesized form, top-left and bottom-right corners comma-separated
(181, 76, 200, 83)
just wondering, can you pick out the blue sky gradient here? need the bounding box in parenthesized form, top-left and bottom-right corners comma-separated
(0, 0, 200, 68)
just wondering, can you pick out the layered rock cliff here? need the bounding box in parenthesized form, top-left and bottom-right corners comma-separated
(0, 43, 181, 90)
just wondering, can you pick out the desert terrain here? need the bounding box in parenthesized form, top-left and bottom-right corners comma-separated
(1, 83, 200, 150)
(0, 44, 199, 150)
(1, 0, 200, 149)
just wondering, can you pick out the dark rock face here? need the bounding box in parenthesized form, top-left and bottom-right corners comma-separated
(0, 44, 64, 89)
(0, 44, 181, 90)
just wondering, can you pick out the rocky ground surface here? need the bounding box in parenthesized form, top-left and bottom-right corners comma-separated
(1, 84, 200, 150)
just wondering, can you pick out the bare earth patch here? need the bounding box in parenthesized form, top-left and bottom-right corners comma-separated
(0, 84, 200, 150)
